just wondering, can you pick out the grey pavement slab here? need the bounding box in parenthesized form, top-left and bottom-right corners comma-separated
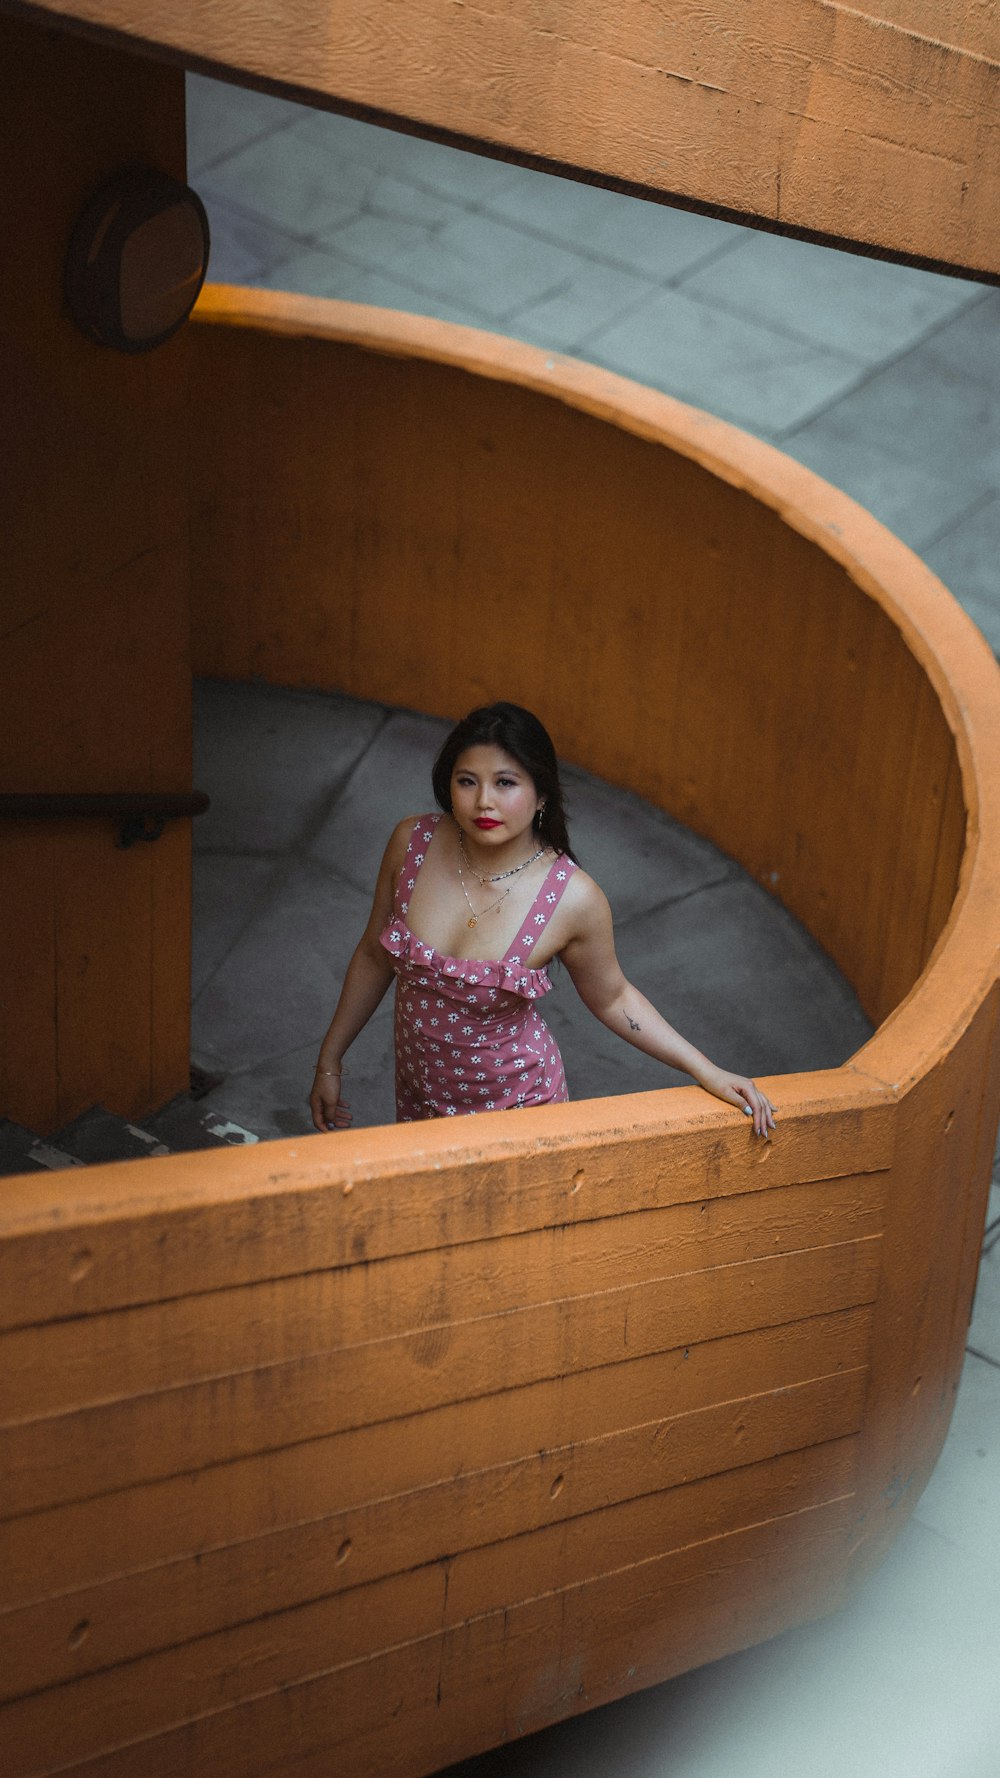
(253, 246, 499, 327)
(920, 290, 1000, 394)
(292, 106, 528, 206)
(915, 1351, 1000, 1554)
(782, 331, 1000, 472)
(584, 290, 866, 435)
(195, 1035, 397, 1142)
(198, 190, 298, 284)
(968, 1237, 1000, 1362)
(325, 208, 615, 325)
(985, 1178, 1000, 1253)
(198, 125, 367, 240)
(679, 229, 979, 363)
(308, 707, 453, 895)
(559, 764, 741, 926)
(481, 171, 747, 282)
(187, 73, 303, 176)
(922, 493, 1000, 656)
(191, 853, 284, 999)
(505, 261, 666, 354)
(610, 877, 873, 1080)
(194, 680, 386, 855)
(782, 416, 992, 554)
(191, 857, 374, 1074)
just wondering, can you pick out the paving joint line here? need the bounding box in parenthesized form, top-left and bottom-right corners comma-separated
(776, 285, 996, 444)
(613, 869, 740, 929)
(188, 105, 306, 182)
(913, 486, 999, 556)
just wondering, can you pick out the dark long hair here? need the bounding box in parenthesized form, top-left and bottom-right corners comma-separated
(432, 702, 578, 863)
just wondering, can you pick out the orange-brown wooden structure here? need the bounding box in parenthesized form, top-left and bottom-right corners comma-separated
(2, 6, 1000, 1777)
(11, 0, 1000, 280)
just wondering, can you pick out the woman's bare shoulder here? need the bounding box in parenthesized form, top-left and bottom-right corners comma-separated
(560, 863, 611, 924)
(384, 812, 443, 869)
(385, 814, 419, 865)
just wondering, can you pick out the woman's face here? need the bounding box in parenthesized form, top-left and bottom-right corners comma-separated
(450, 745, 542, 847)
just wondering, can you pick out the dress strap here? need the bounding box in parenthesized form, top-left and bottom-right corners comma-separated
(502, 853, 578, 965)
(395, 815, 441, 917)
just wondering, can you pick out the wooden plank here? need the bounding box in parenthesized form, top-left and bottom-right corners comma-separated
(0, 1085, 894, 1330)
(22, 1497, 853, 1778)
(0, 1173, 884, 1422)
(1, 1238, 881, 1515)
(0, 15, 192, 1130)
(875, 671, 961, 1016)
(921, 742, 967, 973)
(0, 829, 58, 1132)
(292, 1505, 849, 1778)
(1, 1305, 872, 1611)
(2, 1372, 865, 1703)
(5, 1447, 857, 1769)
(839, 622, 933, 1022)
(15, 1, 1000, 277)
(848, 993, 1000, 1579)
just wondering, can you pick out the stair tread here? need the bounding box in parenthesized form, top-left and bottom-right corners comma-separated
(0, 1118, 83, 1177)
(141, 1095, 259, 1152)
(51, 1105, 170, 1165)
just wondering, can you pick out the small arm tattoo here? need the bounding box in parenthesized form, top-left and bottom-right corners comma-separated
(624, 1011, 641, 1032)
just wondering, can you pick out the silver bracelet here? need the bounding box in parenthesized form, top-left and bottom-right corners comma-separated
(316, 1066, 345, 1077)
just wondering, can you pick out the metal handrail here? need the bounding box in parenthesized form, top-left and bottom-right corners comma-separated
(0, 791, 210, 847)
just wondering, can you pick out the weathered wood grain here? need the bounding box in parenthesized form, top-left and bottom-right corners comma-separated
(3, 1375, 864, 1710)
(1, 1237, 881, 1515)
(0, 16, 193, 1131)
(0, 1174, 883, 1421)
(2, 1306, 871, 1612)
(12, 0, 1000, 275)
(0, 1082, 893, 1330)
(9, 1497, 854, 1778)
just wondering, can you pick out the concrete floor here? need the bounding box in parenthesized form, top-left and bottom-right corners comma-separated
(191, 683, 873, 1136)
(187, 76, 1000, 1778)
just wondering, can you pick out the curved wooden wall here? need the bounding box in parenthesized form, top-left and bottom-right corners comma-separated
(189, 290, 967, 1034)
(12, 0, 1000, 278)
(2, 293, 999, 1778)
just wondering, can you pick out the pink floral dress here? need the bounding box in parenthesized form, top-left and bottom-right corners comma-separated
(380, 814, 578, 1121)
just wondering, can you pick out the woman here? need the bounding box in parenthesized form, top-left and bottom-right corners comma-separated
(310, 702, 776, 1137)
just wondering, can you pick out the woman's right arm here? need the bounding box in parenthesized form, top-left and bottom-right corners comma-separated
(309, 818, 413, 1131)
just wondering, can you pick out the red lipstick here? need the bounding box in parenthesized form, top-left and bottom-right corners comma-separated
(474, 818, 501, 829)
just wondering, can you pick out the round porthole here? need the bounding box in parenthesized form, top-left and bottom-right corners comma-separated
(65, 167, 210, 353)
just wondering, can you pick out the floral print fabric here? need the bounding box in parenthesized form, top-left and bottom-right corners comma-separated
(380, 814, 577, 1121)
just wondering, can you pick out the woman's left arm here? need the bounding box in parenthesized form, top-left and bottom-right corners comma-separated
(558, 876, 776, 1138)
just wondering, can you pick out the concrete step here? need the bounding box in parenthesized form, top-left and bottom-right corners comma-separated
(0, 1116, 84, 1176)
(141, 1093, 259, 1153)
(52, 1105, 171, 1165)
(1, 1096, 259, 1178)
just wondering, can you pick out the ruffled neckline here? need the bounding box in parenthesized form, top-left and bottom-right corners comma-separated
(380, 919, 554, 1000)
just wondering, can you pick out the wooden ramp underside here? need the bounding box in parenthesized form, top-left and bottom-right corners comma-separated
(12, 0, 1000, 280)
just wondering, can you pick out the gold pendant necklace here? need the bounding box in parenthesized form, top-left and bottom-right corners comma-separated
(458, 857, 509, 927)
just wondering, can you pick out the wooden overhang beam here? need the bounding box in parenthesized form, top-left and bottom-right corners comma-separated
(6, 0, 1000, 283)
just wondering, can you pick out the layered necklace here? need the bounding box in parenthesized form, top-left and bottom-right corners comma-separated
(457, 832, 546, 928)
